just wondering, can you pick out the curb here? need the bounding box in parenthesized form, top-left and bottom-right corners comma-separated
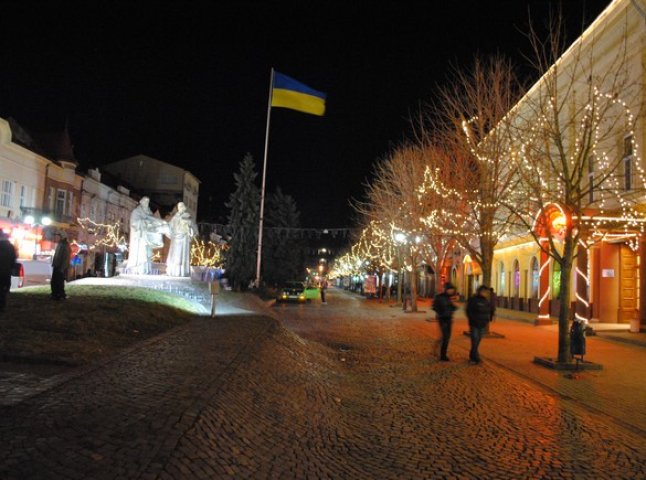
(594, 333, 646, 349)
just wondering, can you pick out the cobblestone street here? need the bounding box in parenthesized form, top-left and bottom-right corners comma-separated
(1, 286, 645, 479)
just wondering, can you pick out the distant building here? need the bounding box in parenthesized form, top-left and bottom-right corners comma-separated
(78, 168, 138, 276)
(102, 154, 200, 221)
(0, 116, 143, 278)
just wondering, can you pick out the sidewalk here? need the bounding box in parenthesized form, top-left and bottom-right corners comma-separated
(408, 295, 646, 346)
(364, 293, 646, 437)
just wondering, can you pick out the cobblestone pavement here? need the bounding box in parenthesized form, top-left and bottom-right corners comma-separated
(1, 287, 645, 479)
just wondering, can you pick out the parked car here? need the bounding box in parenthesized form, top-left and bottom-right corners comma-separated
(303, 284, 319, 301)
(10, 259, 52, 290)
(10, 262, 24, 290)
(277, 281, 307, 303)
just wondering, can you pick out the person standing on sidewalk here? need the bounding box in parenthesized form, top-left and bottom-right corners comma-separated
(51, 231, 70, 301)
(320, 278, 328, 304)
(0, 230, 17, 312)
(432, 282, 459, 361)
(466, 285, 492, 364)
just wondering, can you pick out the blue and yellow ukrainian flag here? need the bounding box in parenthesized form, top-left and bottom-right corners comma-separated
(271, 71, 326, 116)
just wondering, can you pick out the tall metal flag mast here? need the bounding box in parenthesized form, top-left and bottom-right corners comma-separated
(255, 68, 275, 288)
(254, 68, 327, 288)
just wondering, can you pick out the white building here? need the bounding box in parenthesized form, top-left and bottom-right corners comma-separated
(78, 168, 138, 276)
(0, 117, 51, 258)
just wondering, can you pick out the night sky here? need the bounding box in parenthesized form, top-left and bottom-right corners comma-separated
(0, 1, 610, 227)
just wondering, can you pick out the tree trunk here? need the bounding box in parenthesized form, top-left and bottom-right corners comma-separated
(480, 240, 495, 288)
(558, 236, 574, 363)
(481, 239, 495, 334)
(433, 266, 441, 297)
(410, 260, 418, 312)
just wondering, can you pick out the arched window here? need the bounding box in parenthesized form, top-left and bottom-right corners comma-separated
(499, 261, 506, 295)
(530, 257, 539, 299)
(513, 259, 520, 298)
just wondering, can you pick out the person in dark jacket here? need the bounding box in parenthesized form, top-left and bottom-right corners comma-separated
(433, 282, 459, 361)
(51, 231, 71, 300)
(466, 285, 492, 364)
(0, 230, 17, 311)
(320, 278, 328, 304)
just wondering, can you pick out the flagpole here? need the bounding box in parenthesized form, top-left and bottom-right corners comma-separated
(255, 67, 274, 288)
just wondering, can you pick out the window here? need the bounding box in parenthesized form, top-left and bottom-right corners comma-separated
(513, 259, 520, 298)
(624, 135, 634, 191)
(499, 261, 506, 295)
(19, 185, 26, 207)
(160, 174, 177, 185)
(55, 189, 67, 216)
(1, 181, 13, 208)
(530, 257, 539, 299)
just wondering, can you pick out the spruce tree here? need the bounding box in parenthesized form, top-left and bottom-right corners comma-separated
(224, 153, 260, 290)
(263, 187, 304, 286)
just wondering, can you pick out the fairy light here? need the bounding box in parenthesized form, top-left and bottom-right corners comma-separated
(190, 239, 226, 267)
(77, 217, 128, 251)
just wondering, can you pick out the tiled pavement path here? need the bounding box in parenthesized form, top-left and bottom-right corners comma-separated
(1, 285, 645, 479)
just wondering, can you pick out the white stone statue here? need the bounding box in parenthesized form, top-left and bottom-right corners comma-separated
(126, 196, 168, 274)
(165, 202, 196, 277)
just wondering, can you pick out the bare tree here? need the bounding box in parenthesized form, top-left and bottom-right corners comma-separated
(353, 220, 396, 300)
(426, 54, 524, 288)
(356, 144, 430, 311)
(415, 143, 458, 295)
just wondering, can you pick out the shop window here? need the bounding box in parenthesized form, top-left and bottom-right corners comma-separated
(530, 257, 539, 299)
(551, 261, 561, 299)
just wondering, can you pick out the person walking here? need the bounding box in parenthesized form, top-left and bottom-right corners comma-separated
(320, 278, 328, 304)
(466, 285, 492, 364)
(432, 282, 459, 361)
(0, 230, 17, 312)
(51, 231, 71, 300)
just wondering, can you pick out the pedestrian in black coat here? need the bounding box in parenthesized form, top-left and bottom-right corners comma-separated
(320, 278, 328, 304)
(0, 230, 17, 311)
(432, 282, 459, 361)
(466, 285, 492, 364)
(51, 231, 70, 300)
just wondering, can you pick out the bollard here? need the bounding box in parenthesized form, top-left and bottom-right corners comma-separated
(570, 320, 586, 358)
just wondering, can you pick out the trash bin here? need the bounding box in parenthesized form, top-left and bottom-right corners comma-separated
(570, 321, 586, 356)
(630, 319, 641, 333)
